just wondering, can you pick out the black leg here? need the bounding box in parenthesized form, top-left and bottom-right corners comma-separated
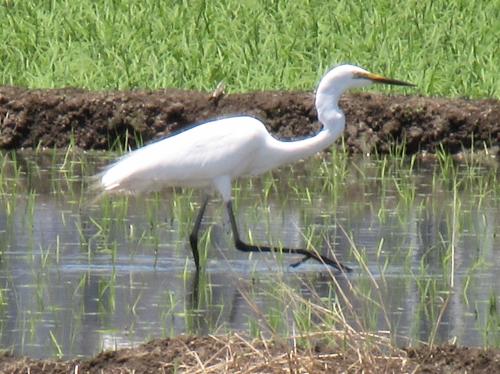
(189, 195, 210, 271)
(226, 200, 351, 272)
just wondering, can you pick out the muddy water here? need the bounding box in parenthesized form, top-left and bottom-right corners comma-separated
(0, 151, 498, 358)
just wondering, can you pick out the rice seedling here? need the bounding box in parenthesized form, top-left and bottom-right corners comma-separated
(481, 292, 500, 346)
(49, 330, 64, 358)
(392, 174, 416, 207)
(98, 272, 117, 314)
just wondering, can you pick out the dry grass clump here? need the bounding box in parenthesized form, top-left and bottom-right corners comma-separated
(0, 330, 414, 373)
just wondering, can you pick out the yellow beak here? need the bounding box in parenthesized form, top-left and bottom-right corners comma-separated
(357, 71, 415, 86)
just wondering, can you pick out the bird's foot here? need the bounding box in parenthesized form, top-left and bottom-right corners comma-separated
(290, 254, 312, 268)
(291, 251, 352, 272)
(234, 238, 351, 272)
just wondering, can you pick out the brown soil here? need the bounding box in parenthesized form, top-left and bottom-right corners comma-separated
(0, 87, 498, 156)
(0, 334, 499, 373)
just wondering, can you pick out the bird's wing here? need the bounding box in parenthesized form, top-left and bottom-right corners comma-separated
(100, 116, 266, 192)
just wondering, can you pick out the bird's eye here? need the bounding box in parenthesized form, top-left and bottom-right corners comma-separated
(353, 72, 369, 80)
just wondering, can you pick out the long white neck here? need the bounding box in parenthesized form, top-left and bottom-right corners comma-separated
(259, 65, 367, 172)
(271, 91, 345, 167)
(273, 114, 345, 161)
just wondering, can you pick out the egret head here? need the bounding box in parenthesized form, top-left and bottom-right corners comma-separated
(314, 64, 414, 127)
(315, 64, 414, 118)
(317, 64, 414, 97)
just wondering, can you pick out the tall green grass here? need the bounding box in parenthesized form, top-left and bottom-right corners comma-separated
(0, 0, 498, 97)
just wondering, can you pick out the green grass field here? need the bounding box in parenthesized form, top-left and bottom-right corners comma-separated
(1, 0, 498, 97)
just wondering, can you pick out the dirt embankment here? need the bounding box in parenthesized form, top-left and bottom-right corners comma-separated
(0, 335, 499, 373)
(0, 86, 498, 155)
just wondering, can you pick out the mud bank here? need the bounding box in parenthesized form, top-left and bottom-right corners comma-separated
(0, 87, 498, 155)
(0, 335, 499, 373)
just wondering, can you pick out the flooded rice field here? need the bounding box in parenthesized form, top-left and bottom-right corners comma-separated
(0, 149, 498, 359)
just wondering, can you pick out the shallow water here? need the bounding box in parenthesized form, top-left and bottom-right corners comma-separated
(0, 150, 498, 358)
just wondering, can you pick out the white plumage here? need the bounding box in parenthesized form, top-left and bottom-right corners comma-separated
(102, 116, 278, 194)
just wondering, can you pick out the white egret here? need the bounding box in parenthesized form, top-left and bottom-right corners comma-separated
(98, 64, 413, 272)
